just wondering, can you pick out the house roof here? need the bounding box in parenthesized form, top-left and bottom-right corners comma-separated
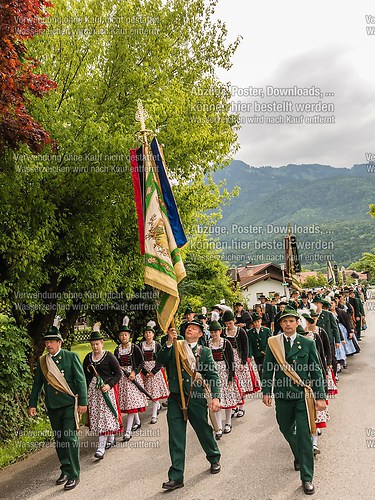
(229, 262, 291, 289)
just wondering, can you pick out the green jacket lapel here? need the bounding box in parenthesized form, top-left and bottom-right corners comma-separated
(287, 337, 302, 359)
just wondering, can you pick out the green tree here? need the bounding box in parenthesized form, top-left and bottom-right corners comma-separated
(303, 272, 328, 289)
(0, 0, 241, 362)
(178, 234, 240, 314)
(351, 249, 375, 284)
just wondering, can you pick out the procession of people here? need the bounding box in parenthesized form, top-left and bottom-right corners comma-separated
(29, 284, 368, 495)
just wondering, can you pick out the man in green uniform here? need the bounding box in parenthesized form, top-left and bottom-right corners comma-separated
(29, 327, 88, 490)
(247, 312, 272, 378)
(262, 309, 326, 496)
(156, 319, 221, 491)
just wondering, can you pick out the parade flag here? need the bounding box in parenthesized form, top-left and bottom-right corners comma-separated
(151, 138, 187, 248)
(290, 234, 301, 274)
(131, 139, 187, 332)
(341, 266, 347, 284)
(327, 259, 335, 285)
(284, 226, 301, 290)
(333, 262, 340, 285)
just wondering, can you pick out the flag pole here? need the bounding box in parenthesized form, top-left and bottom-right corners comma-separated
(135, 100, 188, 421)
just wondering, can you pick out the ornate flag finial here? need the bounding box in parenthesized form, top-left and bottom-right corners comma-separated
(135, 99, 153, 144)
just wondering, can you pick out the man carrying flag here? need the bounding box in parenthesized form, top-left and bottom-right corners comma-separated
(130, 100, 221, 491)
(156, 319, 222, 490)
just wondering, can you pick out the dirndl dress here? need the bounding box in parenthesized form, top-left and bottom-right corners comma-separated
(209, 338, 244, 409)
(316, 399, 330, 428)
(117, 345, 148, 413)
(327, 367, 338, 396)
(339, 323, 357, 356)
(141, 341, 169, 401)
(88, 376, 123, 435)
(226, 333, 260, 395)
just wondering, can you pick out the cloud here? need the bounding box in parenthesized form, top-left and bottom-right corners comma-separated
(234, 46, 375, 167)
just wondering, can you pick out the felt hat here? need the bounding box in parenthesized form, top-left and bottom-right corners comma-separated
(186, 319, 204, 332)
(144, 320, 156, 334)
(252, 313, 261, 321)
(302, 313, 315, 324)
(296, 325, 306, 334)
(222, 310, 235, 322)
(312, 295, 323, 304)
(209, 321, 222, 331)
(279, 307, 300, 320)
(119, 315, 132, 333)
(90, 331, 104, 341)
(43, 326, 63, 342)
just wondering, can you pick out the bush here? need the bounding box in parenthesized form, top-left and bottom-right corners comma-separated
(0, 314, 35, 443)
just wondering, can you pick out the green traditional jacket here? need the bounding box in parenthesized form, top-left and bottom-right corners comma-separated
(29, 349, 88, 410)
(248, 327, 272, 358)
(262, 334, 326, 400)
(156, 342, 221, 400)
(316, 310, 340, 343)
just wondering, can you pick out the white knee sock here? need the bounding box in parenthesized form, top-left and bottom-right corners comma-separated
(152, 402, 159, 419)
(216, 410, 223, 430)
(225, 409, 232, 426)
(238, 404, 244, 411)
(97, 435, 107, 453)
(126, 413, 135, 433)
(134, 412, 140, 425)
(313, 434, 318, 447)
(107, 434, 115, 445)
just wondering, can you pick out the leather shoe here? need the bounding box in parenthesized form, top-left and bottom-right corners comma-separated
(56, 473, 68, 485)
(313, 445, 321, 456)
(302, 481, 315, 495)
(294, 460, 300, 471)
(162, 480, 184, 490)
(210, 462, 221, 474)
(64, 478, 80, 490)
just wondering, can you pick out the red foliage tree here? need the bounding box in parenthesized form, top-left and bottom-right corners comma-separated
(0, 0, 57, 153)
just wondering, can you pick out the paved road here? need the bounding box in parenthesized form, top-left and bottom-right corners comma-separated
(1, 302, 375, 500)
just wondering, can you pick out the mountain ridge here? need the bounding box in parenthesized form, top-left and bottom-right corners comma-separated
(211, 162, 374, 269)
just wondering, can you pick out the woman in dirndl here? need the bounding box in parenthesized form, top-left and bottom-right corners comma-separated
(114, 323, 148, 442)
(140, 324, 169, 424)
(302, 313, 331, 456)
(83, 330, 123, 459)
(222, 310, 260, 418)
(208, 320, 243, 439)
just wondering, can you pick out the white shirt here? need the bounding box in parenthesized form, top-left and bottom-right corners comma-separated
(283, 332, 297, 348)
(50, 348, 61, 358)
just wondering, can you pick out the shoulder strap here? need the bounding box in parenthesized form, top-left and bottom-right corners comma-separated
(39, 354, 48, 379)
(186, 345, 203, 407)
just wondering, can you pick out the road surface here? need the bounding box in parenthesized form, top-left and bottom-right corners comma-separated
(1, 301, 374, 499)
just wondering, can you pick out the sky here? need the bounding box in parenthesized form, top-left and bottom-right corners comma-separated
(214, 0, 375, 168)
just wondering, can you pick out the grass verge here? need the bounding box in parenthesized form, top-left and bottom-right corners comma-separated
(0, 417, 53, 470)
